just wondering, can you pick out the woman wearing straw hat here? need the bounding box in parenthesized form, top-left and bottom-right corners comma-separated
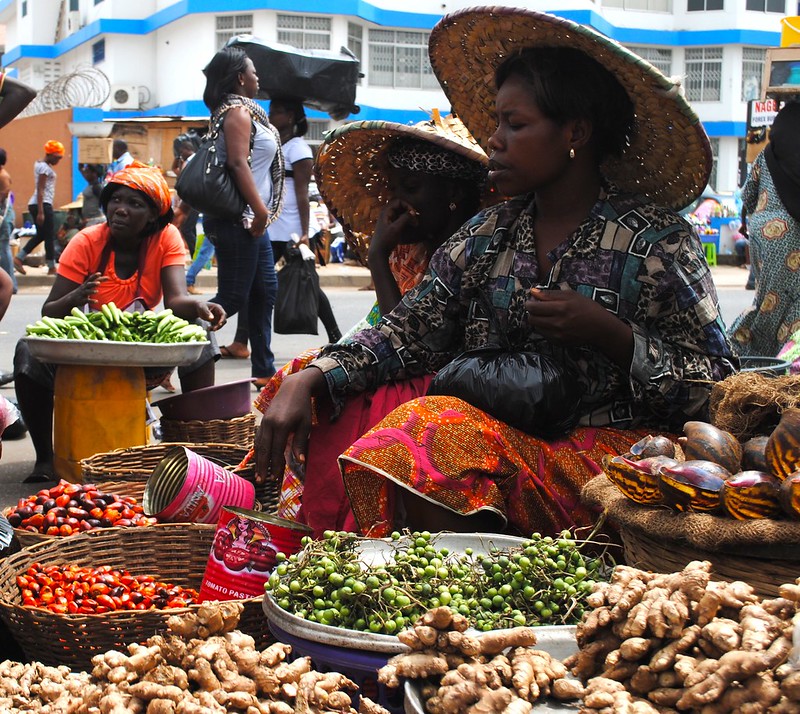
(14, 140, 65, 276)
(256, 111, 489, 533)
(250, 113, 489, 532)
(256, 7, 736, 538)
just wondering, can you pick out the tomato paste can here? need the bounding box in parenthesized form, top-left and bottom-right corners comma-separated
(143, 446, 256, 524)
(198, 506, 312, 602)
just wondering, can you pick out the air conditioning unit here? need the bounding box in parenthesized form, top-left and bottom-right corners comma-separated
(66, 11, 82, 34)
(110, 84, 139, 110)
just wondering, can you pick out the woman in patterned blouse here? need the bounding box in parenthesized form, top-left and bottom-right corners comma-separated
(254, 11, 736, 538)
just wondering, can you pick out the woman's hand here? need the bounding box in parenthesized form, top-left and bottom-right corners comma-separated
(76, 272, 108, 308)
(526, 287, 633, 369)
(369, 199, 418, 260)
(195, 301, 227, 330)
(254, 368, 325, 484)
(249, 210, 268, 238)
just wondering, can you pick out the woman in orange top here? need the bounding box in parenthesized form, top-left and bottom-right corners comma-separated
(13, 164, 226, 482)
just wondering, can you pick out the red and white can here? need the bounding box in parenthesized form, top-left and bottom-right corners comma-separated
(198, 506, 312, 602)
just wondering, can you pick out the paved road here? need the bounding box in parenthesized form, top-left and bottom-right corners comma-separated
(0, 266, 755, 510)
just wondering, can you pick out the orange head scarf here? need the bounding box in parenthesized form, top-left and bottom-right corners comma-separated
(101, 161, 173, 218)
(44, 140, 65, 156)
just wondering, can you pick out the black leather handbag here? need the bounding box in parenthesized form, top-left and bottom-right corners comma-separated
(175, 112, 247, 222)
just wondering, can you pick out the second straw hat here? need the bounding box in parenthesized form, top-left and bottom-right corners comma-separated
(314, 113, 488, 241)
(428, 6, 712, 211)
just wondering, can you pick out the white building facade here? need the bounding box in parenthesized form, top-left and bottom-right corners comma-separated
(0, 0, 790, 206)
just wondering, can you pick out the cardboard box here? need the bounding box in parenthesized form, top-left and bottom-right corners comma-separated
(78, 138, 113, 164)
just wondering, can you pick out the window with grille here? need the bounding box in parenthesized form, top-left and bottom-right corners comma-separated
(216, 15, 253, 51)
(685, 47, 723, 101)
(347, 22, 363, 85)
(305, 120, 330, 146)
(687, 0, 724, 9)
(603, 0, 672, 9)
(627, 46, 672, 75)
(368, 29, 438, 89)
(21, 0, 27, 16)
(277, 15, 331, 51)
(742, 47, 766, 101)
(92, 40, 105, 65)
(745, 0, 785, 11)
(708, 137, 719, 192)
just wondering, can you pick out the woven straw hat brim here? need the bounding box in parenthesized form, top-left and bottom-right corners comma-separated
(314, 118, 488, 241)
(428, 6, 712, 211)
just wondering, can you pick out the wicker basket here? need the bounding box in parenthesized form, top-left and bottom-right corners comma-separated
(2, 483, 152, 550)
(80, 442, 279, 514)
(0, 523, 270, 669)
(583, 475, 800, 598)
(160, 412, 256, 447)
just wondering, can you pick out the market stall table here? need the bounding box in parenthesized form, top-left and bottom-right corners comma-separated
(23, 337, 207, 482)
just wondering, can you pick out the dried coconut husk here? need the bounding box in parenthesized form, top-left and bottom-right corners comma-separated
(709, 372, 800, 440)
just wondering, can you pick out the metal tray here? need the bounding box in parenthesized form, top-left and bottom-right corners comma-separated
(23, 336, 208, 367)
(263, 533, 530, 653)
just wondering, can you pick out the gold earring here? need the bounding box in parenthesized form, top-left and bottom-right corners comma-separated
(569, 148, 576, 159)
(449, 202, 457, 212)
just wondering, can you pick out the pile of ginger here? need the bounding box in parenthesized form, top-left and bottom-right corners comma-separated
(378, 605, 584, 712)
(567, 560, 800, 713)
(0, 601, 390, 714)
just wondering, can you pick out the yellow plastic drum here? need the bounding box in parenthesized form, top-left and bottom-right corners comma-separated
(53, 364, 149, 482)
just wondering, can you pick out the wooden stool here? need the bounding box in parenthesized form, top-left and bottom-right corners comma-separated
(702, 241, 717, 266)
(53, 364, 149, 482)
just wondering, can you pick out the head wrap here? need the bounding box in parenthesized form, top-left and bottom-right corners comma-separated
(102, 161, 173, 217)
(764, 101, 800, 223)
(44, 140, 64, 156)
(387, 138, 487, 186)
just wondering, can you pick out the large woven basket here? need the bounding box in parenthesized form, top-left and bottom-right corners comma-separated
(0, 523, 270, 669)
(160, 412, 256, 447)
(80, 442, 278, 514)
(583, 475, 800, 598)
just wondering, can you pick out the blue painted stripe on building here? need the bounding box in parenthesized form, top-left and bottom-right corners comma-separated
(703, 121, 747, 136)
(1, 1, 783, 67)
(556, 9, 780, 45)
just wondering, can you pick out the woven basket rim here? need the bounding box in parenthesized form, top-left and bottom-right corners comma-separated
(0, 523, 263, 611)
(583, 475, 800, 551)
(428, 6, 712, 211)
(315, 114, 488, 249)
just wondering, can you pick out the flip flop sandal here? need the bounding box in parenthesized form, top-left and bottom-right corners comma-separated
(220, 345, 251, 359)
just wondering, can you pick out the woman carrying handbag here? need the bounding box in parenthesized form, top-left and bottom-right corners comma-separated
(198, 47, 284, 384)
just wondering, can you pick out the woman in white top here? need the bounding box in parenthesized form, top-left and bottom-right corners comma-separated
(200, 47, 284, 384)
(14, 140, 64, 276)
(222, 97, 341, 361)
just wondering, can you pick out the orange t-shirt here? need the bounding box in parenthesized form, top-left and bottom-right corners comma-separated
(57, 222, 186, 309)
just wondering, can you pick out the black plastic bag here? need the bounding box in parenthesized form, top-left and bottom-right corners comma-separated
(274, 247, 319, 335)
(427, 348, 583, 440)
(228, 36, 361, 120)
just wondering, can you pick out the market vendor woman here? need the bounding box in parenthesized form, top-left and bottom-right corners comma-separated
(13, 163, 226, 483)
(256, 8, 737, 539)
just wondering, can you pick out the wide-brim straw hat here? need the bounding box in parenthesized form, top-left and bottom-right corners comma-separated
(314, 113, 488, 252)
(428, 6, 712, 211)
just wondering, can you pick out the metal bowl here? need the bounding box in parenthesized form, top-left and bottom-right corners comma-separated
(262, 532, 528, 653)
(23, 337, 208, 367)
